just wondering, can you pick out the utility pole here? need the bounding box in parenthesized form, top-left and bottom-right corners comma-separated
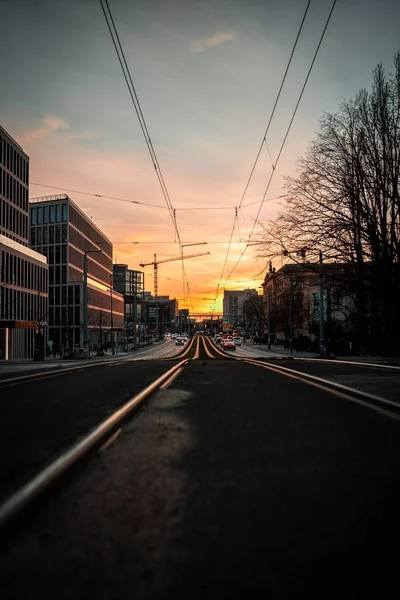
(319, 250, 325, 357)
(267, 287, 271, 349)
(133, 287, 137, 349)
(289, 284, 293, 354)
(155, 303, 159, 340)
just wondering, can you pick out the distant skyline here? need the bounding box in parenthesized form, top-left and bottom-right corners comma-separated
(1, 0, 400, 312)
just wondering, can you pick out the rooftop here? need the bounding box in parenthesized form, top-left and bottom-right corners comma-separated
(0, 125, 28, 157)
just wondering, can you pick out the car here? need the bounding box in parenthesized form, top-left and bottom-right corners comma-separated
(233, 336, 242, 346)
(176, 338, 185, 346)
(222, 340, 236, 351)
(171, 334, 177, 339)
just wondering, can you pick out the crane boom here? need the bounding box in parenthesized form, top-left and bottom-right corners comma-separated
(140, 252, 210, 296)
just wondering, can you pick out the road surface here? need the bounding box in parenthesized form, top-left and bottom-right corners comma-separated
(1, 337, 399, 598)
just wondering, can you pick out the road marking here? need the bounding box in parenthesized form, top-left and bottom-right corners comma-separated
(192, 337, 200, 360)
(244, 359, 400, 421)
(202, 337, 215, 359)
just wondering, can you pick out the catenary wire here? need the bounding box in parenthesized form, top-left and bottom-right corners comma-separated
(214, 0, 337, 306)
(214, 0, 312, 305)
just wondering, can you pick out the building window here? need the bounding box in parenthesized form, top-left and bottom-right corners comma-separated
(30, 228, 36, 245)
(55, 287, 60, 305)
(62, 203, 67, 222)
(68, 285, 73, 305)
(56, 225, 61, 243)
(37, 227, 42, 245)
(62, 265, 67, 284)
(62, 224, 67, 242)
(49, 226, 54, 244)
(43, 206, 49, 224)
(50, 205, 55, 223)
(43, 226, 49, 244)
(74, 285, 80, 304)
(62, 285, 67, 305)
(55, 246, 60, 264)
(56, 205, 62, 223)
(74, 306, 80, 325)
(37, 206, 43, 225)
(62, 245, 67, 263)
(31, 207, 37, 225)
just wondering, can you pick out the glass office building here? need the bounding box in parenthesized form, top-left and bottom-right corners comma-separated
(0, 125, 48, 360)
(29, 194, 123, 349)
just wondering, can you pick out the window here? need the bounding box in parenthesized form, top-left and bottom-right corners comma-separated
(43, 206, 49, 224)
(49, 246, 54, 264)
(31, 207, 37, 225)
(56, 225, 61, 243)
(61, 286, 67, 305)
(74, 306, 80, 325)
(43, 226, 49, 244)
(74, 285, 80, 304)
(62, 265, 67, 284)
(49, 287, 54, 305)
(37, 206, 43, 225)
(30, 228, 36, 245)
(68, 285, 73, 305)
(37, 227, 42, 244)
(62, 203, 67, 222)
(56, 205, 61, 223)
(55, 287, 60, 305)
(49, 266, 54, 285)
(49, 226, 54, 244)
(55, 246, 60, 264)
(56, 266, 60, 284)
(49, 205, 55, 223)
(62, 224, 67, 242)
(62, 245, 67, 263)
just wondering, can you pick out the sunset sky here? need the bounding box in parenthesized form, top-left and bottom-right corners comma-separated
(1, 0, 400, 314)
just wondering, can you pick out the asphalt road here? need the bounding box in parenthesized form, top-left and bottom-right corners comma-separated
(0, 359, 175, 504)
(1, 346, 400, 598)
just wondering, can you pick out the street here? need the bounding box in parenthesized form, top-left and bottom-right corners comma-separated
(1, 338, 400, 598)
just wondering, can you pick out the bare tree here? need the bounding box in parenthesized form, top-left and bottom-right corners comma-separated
(257, 53, 400, 354)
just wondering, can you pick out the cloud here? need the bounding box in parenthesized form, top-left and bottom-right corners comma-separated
(193, 31, 236, 52)
(21, 114, 69, 143)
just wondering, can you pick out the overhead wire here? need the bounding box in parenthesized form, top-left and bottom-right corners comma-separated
(99, 0, 192, 302)
(30, 182, 287, 211)
(213, 0, 312, 306)
(215, 0, 337, 303)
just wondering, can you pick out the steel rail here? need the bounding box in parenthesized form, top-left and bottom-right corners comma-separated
(0, 358, 189, 531)
(243, 358, 400, 420)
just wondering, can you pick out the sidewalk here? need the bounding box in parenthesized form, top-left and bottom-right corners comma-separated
(243, 342, 400, 364)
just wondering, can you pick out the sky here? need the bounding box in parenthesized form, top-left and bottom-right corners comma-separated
(1, 0, 400, 314)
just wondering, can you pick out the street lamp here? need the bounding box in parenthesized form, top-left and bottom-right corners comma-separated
(109, 273, 115, 355)
(83, 249, 103, 350)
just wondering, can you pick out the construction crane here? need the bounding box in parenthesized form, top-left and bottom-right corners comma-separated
(140, 252, 210, 297)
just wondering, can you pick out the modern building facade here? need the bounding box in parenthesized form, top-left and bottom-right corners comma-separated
(142, 295, 179, 337)
(0, 125, 48, 360)
(113, 264, 144, 347)
(222, 288, 258, 325)
(29, 194, 123, 350)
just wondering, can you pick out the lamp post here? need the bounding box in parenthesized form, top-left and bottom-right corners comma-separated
(109, 273, 115, 355)
(83, 249, 103, 350)
(319, 250, 325, 358)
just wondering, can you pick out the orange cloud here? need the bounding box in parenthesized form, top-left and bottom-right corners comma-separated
(193, 31, 236, 52)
